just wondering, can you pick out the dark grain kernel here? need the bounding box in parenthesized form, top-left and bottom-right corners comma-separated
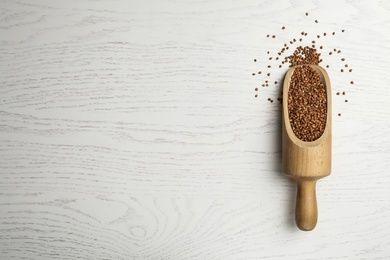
(306, 12, 308, 16)
(312, 45, 315, 48)
(324, 33, 327, 36)
(342, 91, 346, 95)
(336, 92, 340, 95)
(275, 81, 278, 84)
(267, 35, 270, 37)
(338, 113, 341, 116)
(345, 99, 348, 102)
(272, 35, 276, 38)
(269, 57, 272, 60)
(267, 51, 270, 54)
(305, 33, 308, 36)
(252, 73, 256, 76)
(284, 43, 288, 47)
(329, 52, 332, 55)
(350, 81, 354, 84)
(312, 40, 316, 43)
(276, 57, 279, 60)
(337, 50, 341, 53)
(293, 38, 296, 42)
(332, 32, 335, 35)
(267, 73, 270, 76)
(315, 20, 318, 23)
(326, 65, 329, 68)
(266, 83, 269, 86)
(334, 48, 337, 52)
(320, 46, 323, 49)
(254, 59, 257, 62)
(341, 58, 345, 61)
(345, 64, 348, 67)
(279, 65, 282, 68)
(290, 41, 293, 44)
(258, 71, 262, 74)
(317, 35, 320, 38)
(342, 29, 345, 32)
(300, 38, 302, 41)
(255, 94, 258, 97)
(255, 88, 258, 91)
(282, 26, 285, 29)
(349, 69, 352, 72)
(341, 69, 344, 72)
(262, 84, 265, 87)
(267, 65, 271, 68)
(265, 80, 268, 83)
(301, 32, 305, 35)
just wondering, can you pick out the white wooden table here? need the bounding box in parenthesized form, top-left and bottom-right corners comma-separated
(1, 0, 390, 259)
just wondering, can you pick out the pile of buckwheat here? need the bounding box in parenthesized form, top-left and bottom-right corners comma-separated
(252, 12, 355, 141)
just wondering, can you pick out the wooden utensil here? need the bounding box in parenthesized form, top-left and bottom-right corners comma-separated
(282, 65, 332, 231)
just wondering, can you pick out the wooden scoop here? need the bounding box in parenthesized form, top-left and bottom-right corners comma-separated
(282, 65, 332, 231)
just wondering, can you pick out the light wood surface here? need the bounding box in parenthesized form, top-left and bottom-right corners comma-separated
(283, 65, 332, 231)
(1, 0, 390, 259)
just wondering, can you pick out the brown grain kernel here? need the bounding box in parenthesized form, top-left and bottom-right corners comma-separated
(278, 52, 281, 55)
(319, 59, 323, 62)
(252, 73, 256, 76)
(255, 88, 258, 91)
(342, 29, 345, 32)
(338, 113, 341, 116)
(269, 57, 272, 60)
(258, 71, 262, 74)
(284, 43, 288, 47)
(329, 52, 332, 55)
(301, 32, 305, 35)
(286, 47, 289, 50)
(341, 69, 344, 72)
(255, 94, 258, 97)
(334, 48, 337, 52)
(337, 50, 341, 53)
(312, 45, 315, 48)
(254, 59, 257, 62)
(336, 92, 340, 95)
(299, 38, 302, 42)
(345, 64, 348, 67)
(306, 12, 308, 16)
(267, 51, 270, 54)
(350, 81, 354, 84)
(326, 65, 329, 68)
(324, 33, 327, 36)
(275, 81, 278, 84)
(290, 41, 293, 44)
(341, 58, 345, 61)
(312, 40, 316, 43)
(305, 33, 308, 36)
(276, 57, 279, 60)
(267, 35, 270, 37)
(282, 61, 285, 64)
(315, 20, 318, 23)
(282, 26, 285, 29)
(320, 46, 323, 49)
(265, 80, 268, 83)
(262, 84, 265, 87)
(342, 91, 346, 95)
(267, 73, 270, 76)
(272, 35, 276, 38)
(288, 65, 327, 142)
(345, 100, 348, 102)
(349, 69, 352, 72)
(267, 65, 271, 68)
(279, 65, 282, 68)
(317, 35, 320, 38)
(266, 84, 269, 87)
(332, 32, 335, 35)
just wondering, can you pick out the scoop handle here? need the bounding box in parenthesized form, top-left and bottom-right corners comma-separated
(296, 180, 318, 231)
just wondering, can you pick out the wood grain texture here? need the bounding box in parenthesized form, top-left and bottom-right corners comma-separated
(0, 0, 390, 259)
